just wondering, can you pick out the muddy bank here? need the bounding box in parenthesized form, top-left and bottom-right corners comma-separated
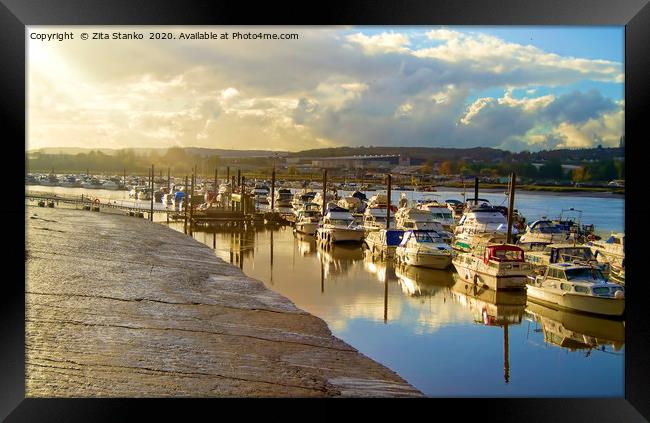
(25, 207, 422, 397)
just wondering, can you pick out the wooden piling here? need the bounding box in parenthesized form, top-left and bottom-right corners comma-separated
(506, 172, 516, 244)
(150, 164, 154, 221)
(183, 175, 188, 234)
(241, 176, 246, 215)
(189, 172, 195, 235)
(474, 176, 479, 203)
(322, 169, 328, 215)
(386, 174, 392, 229)
(214, 167, 218, 202)
(271, 167, 276, 211)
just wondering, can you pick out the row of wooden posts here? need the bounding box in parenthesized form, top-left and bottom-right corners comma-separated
(320, 168, 518, 243)
(141, 164, 519, 244)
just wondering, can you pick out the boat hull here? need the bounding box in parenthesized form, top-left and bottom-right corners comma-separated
(526, 285, 625, 316)
(452, 259, 527, 290)
(398, 251, 452, 270)
(317, 228, 364, 243)
(296, 222, 318, 235)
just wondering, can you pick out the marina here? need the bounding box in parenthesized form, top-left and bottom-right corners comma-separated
(25, 171, 625, 397)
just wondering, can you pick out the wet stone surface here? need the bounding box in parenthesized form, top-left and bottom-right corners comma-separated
(26, 207, 422, 397)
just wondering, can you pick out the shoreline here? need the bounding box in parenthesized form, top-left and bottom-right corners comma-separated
(26, 206, 422, 397)
(436, 186, 624, 199)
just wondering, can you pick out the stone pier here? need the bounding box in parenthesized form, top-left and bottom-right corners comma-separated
(26, 207, 422, 397)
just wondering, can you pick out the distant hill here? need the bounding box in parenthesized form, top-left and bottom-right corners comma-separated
(30, 147, 289, 158)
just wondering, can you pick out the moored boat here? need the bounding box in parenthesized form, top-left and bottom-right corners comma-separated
(395, 229, 454, 270)
(526, 263, 625, 316)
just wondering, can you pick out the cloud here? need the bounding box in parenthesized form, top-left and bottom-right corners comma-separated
(28, 26, 624, 152)
(345, 32, 410, 55)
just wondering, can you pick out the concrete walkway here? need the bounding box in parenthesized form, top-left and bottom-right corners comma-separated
(26, 206, 422, 397)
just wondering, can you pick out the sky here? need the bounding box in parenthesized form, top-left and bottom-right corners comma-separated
(27, 26, 624, 152)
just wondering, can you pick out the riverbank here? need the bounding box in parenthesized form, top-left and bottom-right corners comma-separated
(437, 185, 624, 199)
(25, 206, 422, 397)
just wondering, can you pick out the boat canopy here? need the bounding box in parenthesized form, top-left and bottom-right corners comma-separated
(385, 229, 405, 246)
(484, 245, 524, 263)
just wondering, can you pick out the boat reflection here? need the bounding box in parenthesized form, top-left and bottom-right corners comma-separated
(525, 301, 625, 353)
(395, 263, 454, 297)
(362, 251, 398, 283)
(450, 274, 527, 326)
(294, 232, 318, 256)
(318, 243, 364, 279)
(450, 274, 526, 384)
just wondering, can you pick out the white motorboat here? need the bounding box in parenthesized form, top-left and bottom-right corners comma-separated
(452, 233, 531, 290)
(364, 228, 404, 258)
(517, 219, 577, 250)
(270, 188, 293, 208)
(453, 200, 517, 243)
(416, 195, 456, 231)
(394, 207, 453, 242)
(294, 202, 322, 235)
(525, 243, 608, 276)
(588, 233, 625, 285)
(291, 191, 317, 209)
(395, 229, 454, 270)
(101, 180, 120, 190)
(316, 206, 365, 244)
(526, 263, 625, 316)
(253, 184, 270, 204)
(362, 206, 394, 232)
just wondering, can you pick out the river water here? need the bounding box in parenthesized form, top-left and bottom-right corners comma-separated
(27, 184, 625, 396)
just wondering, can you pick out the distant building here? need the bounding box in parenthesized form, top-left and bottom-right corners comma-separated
(309, 154, 402, 170)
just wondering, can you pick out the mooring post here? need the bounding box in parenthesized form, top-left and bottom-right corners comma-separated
(183, 175, 188, 234)
(237, 169, 241, 189)
(241, 175, 246, 215)
(150, 164, 154, 221)
(474, 176, 479, 204)
(226, 166, 230, 186)
(271, 167, 276, 211)
(214, 167, 218, 203)
(386, 173, 392, 229)
(506, 172, 516, 244)
(189, 172, 195, 235)
(167, 167, 170, 191)
(322, 169, 328, 215)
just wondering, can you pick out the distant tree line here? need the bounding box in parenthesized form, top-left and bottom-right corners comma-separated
(431, 158, 623, 182)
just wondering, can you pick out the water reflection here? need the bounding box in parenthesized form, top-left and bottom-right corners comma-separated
(525, 301, 625, 353)
(172, 222, 624, 396)
(318, 243, 364, 278)
(395, 264, 454, 297)
(450, 274, 527, 384)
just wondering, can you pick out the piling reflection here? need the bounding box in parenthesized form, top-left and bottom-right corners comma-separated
(166, 221, 624, 396)
(450, 274, 526, 384)
(525, 301, 625, 353)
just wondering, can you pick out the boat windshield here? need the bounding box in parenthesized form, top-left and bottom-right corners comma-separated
(531, 222, 565, 234)
(557, 248, 595, 261)
(413, 231, 442, 243)
(330, 219, 353, 226)
(565, 267, 604, 280)
(489, 247, 524, 262)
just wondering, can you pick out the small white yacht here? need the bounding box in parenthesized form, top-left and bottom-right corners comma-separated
(101, 180, 120, 190)
(452, 233, 531, 290)
(416, 196, 456, 231)
(525, 243, 608, 276)
(270, 188, 293, 208)
(588, 233, 625, 284)
(395, 229, 454, 270)
(394, 207, 453, 242)
(294, 202, 322, 235)
(453, 200, 516, 242)
(362, 206, 394, 232)
(526, 263, 625, 316)
(316, 206, 365, 244)
(364, 228, 404, 258)
(517, 219, 577, 250)
(253, 184, 270, 204)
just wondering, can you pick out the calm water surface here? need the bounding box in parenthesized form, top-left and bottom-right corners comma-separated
(29, 184, 625, 396)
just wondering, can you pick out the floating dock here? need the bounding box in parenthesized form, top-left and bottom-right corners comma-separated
(26, 207, 422, 397)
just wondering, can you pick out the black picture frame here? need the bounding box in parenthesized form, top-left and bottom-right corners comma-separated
(3, 0, 649, 420)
